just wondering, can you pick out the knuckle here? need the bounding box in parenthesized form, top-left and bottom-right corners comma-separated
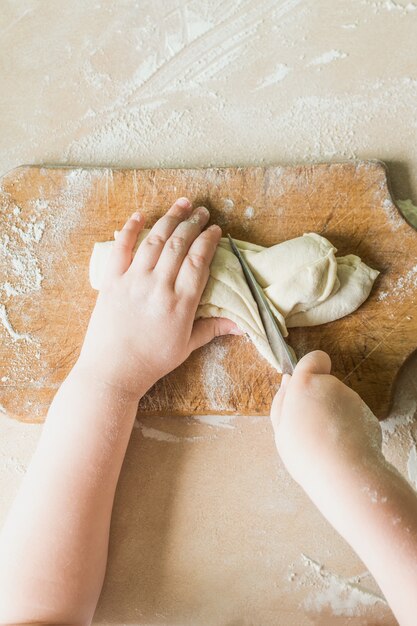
(145, 233, 166, 247)
(168, 235, 186, 253)
(116, 229, 130, 241)
(114, 236, 132, 252)
(187, 251, 208, 270)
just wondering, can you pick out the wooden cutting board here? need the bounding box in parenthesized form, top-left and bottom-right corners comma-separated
(0, 162, 416, 423)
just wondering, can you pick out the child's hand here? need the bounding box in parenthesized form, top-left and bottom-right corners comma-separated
(271, 351, 384, 506)
(271, 351, 417, 626)
(78, 198, 240, 397)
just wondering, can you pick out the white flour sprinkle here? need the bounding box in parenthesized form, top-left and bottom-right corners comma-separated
(12, 219, 45, 245)
(222, 198, 235, 212)
(0, 194, 45, 301)
(377, 290, 388, 301)
(381, 411, 414, 438)
(378, 263, 417, 302)
(139, 426, 182, 442)
(193, 414, 237, 429)
(257, 63, 291, 88)
(136, 423, 217, 443)
(392, 264, 417, 297)
(308, 49, 348, 66)
(201, 341, 233, 411)
(1, 167, 89, 310)
(299, 554, 386, 616)
(0, 455, 27, 475)
(0, 166, 92, 407)
(244, 205, 255, 219)
(407, 443, 417, 489)
(372, 0, 417, 13)
(382, 197, 403, 230)
(0, 304, 32, 342)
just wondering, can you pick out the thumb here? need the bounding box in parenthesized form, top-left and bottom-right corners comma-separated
(189, 317, 243, 352)
(294, 350, 331, 376)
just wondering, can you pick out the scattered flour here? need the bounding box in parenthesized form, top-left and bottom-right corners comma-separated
(201, 342, 233, 411)
(378, 263, 417, 302)
(136, 423, 217, 443)
(0, 304, 32, 343)
(222, 198, 235, 212)
(377, 290, 388, 301)
(193, 414, 237, 429)
(244, 205, 255, 219)
(137, 426, 182, 442)
(308, 49, 348, 66)
(257, 64, 291, 88)
(299, 554, 386, 616)
(0, 197, 45, 303)
(12, 219, 45, 245)
(393, 264, 417, 296)
(0, 168, 90, 307)
(0, 455, 27, 475)
(382, 197, 404, 230)
(381, 411, 414, 438)
(0, 166, 92, 416)
(369, 0, 417, 13)
(407, 443, 417, 489)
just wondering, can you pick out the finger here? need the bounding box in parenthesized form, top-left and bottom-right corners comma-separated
(188, 317, 242, 353)
(154, 206, 210, 284)
(107, 212, 145, 277)
(175, 223, 221, 300)
(131, 197, 193, 271)
(270, 374, 291, 429)
(293, 350, 331, 377)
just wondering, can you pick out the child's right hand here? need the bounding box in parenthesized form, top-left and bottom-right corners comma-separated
(270, 351, 384, 514)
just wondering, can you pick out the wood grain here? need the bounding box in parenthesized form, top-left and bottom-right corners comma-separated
(0, 162, 416, 422)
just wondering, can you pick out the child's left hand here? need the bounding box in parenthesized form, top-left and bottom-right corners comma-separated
(77, 198, 240, 397)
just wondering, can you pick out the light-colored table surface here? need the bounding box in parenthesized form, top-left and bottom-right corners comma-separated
(1, 2, 417, 624)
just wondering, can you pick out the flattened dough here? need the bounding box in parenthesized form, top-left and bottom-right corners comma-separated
(89, 231, 379, 371)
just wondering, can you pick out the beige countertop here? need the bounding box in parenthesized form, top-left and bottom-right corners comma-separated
(1, 1, 417, 624)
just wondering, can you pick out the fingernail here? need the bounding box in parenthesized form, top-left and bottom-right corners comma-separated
(187, 206, 209, 225)
(176, 197, 191, 208)
(280, 374, 291, 390)
(196, 205, 209, 216)
(130, 211, 141, 221)
(208, 224, 221, 234)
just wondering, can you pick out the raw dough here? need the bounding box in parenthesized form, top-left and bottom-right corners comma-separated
(89, 231, 379, 371)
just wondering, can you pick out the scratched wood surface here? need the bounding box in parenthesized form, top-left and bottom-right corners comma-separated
(0, 162, 416, 422)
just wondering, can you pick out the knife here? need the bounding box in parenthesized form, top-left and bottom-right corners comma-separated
(227, 234, 297, 375)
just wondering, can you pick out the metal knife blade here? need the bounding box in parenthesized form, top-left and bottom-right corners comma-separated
(227, 234, 297, 375)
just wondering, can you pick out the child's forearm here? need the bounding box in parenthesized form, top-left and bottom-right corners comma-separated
(0, 362, 142, 625)
(311, 459, 417, 626)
